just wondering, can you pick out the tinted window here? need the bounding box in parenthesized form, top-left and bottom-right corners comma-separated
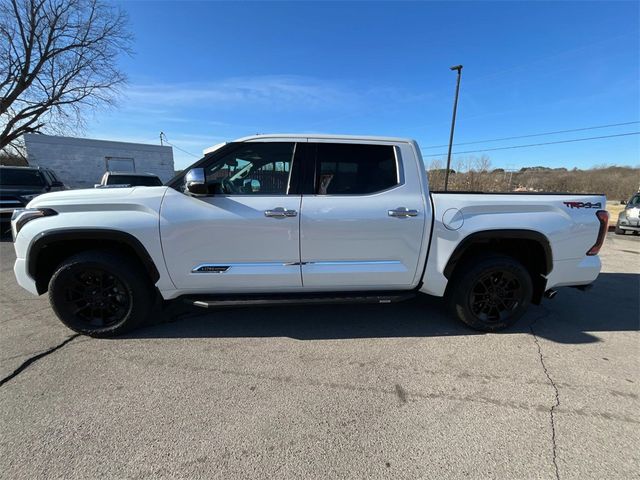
(314, 143, 397, 195)
(107, 175, 162, 186)
(0, 169, 45, 187)
(205, 142, 295, 195)
(47, 170, 61, 182)
(42, 171, 56, 184)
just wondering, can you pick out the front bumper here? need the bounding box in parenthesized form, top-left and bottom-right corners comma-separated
(618, 223, 640, 232)
(14, 257, 39, 295)
(618, 215, 640, 231)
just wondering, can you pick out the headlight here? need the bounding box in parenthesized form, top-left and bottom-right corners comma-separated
(20, 193, 41, 203)
(11, 208, 57, 238)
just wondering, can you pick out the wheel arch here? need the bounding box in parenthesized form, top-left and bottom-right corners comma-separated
(443, 229, 553, 304)
(27, 229, 160, 295)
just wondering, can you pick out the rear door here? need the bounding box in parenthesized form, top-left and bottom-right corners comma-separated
(300, 140, 427, 289)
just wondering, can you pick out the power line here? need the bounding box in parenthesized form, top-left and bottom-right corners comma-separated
(423, 121, 640, 149)
(159, 133, 199, 158)
(422, 131, 640, 157)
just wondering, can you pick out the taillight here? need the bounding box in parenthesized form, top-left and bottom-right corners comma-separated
(587, 210, 609, 256)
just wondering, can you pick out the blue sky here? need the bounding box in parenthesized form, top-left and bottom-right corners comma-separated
(90, 1, 640, 170)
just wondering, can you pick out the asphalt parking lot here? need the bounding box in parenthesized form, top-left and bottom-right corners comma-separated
(0, 232, 638, 480)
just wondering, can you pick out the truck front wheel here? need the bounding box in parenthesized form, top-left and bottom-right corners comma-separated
(447, 254, 533, 331)
(48, 250, 154, 337)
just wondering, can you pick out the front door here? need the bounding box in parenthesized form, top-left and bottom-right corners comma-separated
(160, 141, 303, 292)
(300, 141, 427, 289)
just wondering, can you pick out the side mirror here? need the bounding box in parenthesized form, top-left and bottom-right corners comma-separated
(243, 178, 261, 193)
(185, 168, 207, 195)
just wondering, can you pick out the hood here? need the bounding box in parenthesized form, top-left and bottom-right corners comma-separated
(27, 185, 169, 211)
(0, 185, 47, 196)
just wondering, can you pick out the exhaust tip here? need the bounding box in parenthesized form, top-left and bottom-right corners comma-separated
(544, 289, 558, 299)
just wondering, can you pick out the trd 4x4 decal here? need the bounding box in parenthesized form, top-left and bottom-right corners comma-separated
(563, 201, 602, 209)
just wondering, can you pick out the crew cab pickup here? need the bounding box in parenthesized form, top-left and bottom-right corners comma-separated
(10, 134, 609, 337)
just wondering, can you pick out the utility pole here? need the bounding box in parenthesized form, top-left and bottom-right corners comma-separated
(444, 65, 463, 191)
(159, 131, 164, 146)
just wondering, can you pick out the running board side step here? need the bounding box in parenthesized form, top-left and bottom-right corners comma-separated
(182, 292, 416, 309)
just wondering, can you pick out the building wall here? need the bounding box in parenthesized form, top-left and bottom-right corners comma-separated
(24, 134, 175, 189)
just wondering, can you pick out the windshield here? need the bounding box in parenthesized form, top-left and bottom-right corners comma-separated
(628, 194, 640, 206)
(0, 169, 44, 187)
(107, 175, 162, 186)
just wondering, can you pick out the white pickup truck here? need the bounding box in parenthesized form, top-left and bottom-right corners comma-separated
(11, 134, 609, 337)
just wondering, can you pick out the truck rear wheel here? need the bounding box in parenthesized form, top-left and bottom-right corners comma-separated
(447, 254, 532, 331)
(48, 250, 154, 337)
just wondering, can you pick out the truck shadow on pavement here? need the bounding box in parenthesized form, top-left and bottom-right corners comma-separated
(126, 272, 639, 345)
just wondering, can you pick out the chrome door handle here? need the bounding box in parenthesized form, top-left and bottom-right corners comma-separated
(264, 207, 297, 218)
(388, 207, 419, 217)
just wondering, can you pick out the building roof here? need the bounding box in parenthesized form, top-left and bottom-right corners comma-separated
(24, 133, 172, 153)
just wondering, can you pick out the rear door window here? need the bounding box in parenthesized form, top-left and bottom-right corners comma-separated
(311, 143, 398, 195)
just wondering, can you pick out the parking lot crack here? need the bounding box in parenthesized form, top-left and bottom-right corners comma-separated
(0, 334, 80, 388)
(530, 309, 561, 480)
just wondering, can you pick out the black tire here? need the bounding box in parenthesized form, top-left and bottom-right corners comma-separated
(615, 224, 625, 235)
(447, 254, 533, 332)
(48, 250, 154, 337)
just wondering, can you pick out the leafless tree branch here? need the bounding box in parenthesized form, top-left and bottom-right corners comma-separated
(0, 0, 132, 152)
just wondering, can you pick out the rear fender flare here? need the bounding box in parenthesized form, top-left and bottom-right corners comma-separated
(443, 229, 553, 279)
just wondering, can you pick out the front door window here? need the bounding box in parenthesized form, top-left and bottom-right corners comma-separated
(204, 142, 295, 195)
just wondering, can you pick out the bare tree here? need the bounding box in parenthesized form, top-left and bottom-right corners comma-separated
(0, 0, 132, 152)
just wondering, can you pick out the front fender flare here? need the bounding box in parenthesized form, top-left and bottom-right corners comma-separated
(27, 228, 160, 287)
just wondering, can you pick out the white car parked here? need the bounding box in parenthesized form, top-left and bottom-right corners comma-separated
(11, 134, 609, 337)
(615, 193, 640, 235)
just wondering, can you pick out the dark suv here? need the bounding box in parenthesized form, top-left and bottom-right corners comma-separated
(0, 166, 66, 227)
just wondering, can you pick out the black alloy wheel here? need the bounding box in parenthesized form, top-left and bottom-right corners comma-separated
(448, 254, 533, 331)
(62, 267, 132, 328)
(468, 269, 523, 323)
(49, 250, 154, 337)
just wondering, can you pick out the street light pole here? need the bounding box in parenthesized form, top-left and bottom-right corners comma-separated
(444, 64, 463, 191)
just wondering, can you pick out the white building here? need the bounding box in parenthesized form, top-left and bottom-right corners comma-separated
(24, 134, 175, 189)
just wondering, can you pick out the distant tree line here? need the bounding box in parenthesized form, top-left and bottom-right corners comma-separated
(427, 156, 639, 201)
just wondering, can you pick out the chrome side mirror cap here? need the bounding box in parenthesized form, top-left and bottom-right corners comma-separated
(185, 168, 207, 195)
